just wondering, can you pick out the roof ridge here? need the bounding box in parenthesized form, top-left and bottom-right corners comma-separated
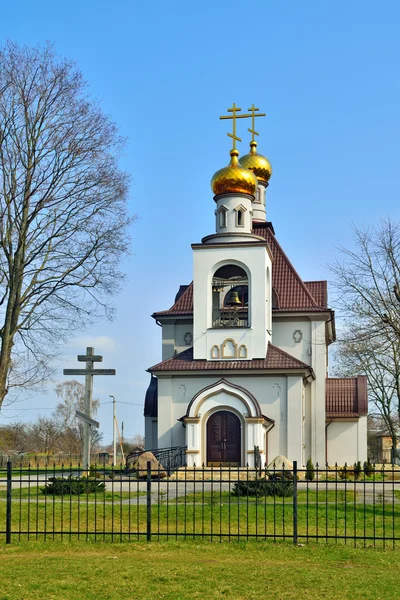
(170, 282, 193, 310)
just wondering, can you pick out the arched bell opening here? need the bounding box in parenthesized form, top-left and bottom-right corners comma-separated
(211, 264, 249, 328)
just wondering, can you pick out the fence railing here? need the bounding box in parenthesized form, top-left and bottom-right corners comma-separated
(1, 461, 400, 546)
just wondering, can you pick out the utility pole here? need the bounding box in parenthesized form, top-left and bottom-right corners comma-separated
(63, 347, 116, 471)
(110, 395, 116, 465)
(121, 421, 124, 447)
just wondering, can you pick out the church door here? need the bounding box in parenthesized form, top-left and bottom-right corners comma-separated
(206, 411, 241, 466)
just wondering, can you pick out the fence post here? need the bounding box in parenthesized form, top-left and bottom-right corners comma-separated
(6, 460, 12, 544)
(146, 460, 152, 542)
(293, 460, 298, 545)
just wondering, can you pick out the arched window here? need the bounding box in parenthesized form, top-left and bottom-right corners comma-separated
(272, 288, 279, 309)
(211, 264, 249, 328)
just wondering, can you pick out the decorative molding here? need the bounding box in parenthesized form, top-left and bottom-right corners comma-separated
(293, 329, 303, 343)
(186, 378, 263, 419)
(211, 345, 220, 359)
(185, 449, 200, 454)
(221, 338, 237, 359)
(245, 417, 266, 424)
(184, 417, 201, 424)
(238, 344, 247, 358)
(184, 332, 193, 345)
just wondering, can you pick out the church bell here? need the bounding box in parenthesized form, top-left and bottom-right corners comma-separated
(227, 290, 241, 306)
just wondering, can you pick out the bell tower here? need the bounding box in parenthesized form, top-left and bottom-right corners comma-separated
(192, 104, 273, 361)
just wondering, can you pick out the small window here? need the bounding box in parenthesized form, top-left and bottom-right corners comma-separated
(237, 210, 243, 226)
(220, 209, 227, 228)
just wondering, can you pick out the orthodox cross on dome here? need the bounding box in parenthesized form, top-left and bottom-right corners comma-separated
(245, 104, 266, 143)
(220, 103, 248, 151)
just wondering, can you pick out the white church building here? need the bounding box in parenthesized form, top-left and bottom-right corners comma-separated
(144, 109, 367, 468)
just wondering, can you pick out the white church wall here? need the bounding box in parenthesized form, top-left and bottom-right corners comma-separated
(271, 318, 312, 366)
(327, 417, 367, 466)
(310, 319, 327, 465)
(193, 245, 272, 360)
(156, 374, 309, 464)
(303, 384, 312, 462)
(162, 323, 175, 361)
(174, 321, 194, 354)
(286, 376, 304, 465)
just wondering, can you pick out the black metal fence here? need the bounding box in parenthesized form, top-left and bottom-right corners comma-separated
(1, 461, 400, 546)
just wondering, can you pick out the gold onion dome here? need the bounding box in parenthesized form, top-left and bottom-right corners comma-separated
(211, 149, 258, 196)
(239, 141, 272, 184)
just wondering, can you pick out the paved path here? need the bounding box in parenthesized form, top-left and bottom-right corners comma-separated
(1, 476, 399, 504)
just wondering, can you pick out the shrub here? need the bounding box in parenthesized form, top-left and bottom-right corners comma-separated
(306, 458, 315, 481)
(363, 458, 374, 477)
(354, 461, 362, 479)
(41, 476, 106, 495)
(232, 475, 293, 498)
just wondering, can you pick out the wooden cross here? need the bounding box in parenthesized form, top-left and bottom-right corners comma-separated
(220, 103, 249, 151)
(244, 104, 266, 142)
(63, 347, 116, 471)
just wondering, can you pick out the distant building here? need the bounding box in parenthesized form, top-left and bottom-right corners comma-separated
(144, 108, 367, 467)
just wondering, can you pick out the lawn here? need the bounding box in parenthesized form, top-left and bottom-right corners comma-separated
(0, 491, 398, 546)
(0, 540, 399, 599)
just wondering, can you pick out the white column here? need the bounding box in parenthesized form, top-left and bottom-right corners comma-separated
(286, 376, 303, 464)
(185, 418, 201, 467)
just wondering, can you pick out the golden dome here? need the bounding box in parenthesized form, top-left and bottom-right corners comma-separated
(211, 149, 258, 197)
(239, 141, 272, 184)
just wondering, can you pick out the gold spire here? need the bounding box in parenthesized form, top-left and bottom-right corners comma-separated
(239, 104, 272, 184)
(246, 104, 266, 143)
(211, 104, 258, 197)
(219, 103, 249, 151)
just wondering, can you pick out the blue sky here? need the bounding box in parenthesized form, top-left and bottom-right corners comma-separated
(1, 1, 400, 443)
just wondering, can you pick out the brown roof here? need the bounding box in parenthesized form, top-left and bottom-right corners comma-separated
(153, 223, 329, 318)
(326, 376, 368, 418)
(148, 343, 314, 374)
(304, 281, 328, 308)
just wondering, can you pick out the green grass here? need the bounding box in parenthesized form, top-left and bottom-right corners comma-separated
(0, 492, 398, 546)
(175, 490, 357, 504)
(0, 540, 399, 599)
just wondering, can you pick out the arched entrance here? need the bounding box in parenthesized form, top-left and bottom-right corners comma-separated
(206, 410, 241, 466)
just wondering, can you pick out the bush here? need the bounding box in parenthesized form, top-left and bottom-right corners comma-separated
(232, 475, 293, 498)
(363, 458, 374, 477)
(338, 465, 361, 480)
(306, 458, 315, 481)
(41, 476, 106, 495)
(354, 461, 362, 479)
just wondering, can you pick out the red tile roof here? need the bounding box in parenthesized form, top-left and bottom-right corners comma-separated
(153, 223, 329, 318)
(326, 376, 368, 418)
(304, 281, 328, 308)
(148, 343, 314, 374)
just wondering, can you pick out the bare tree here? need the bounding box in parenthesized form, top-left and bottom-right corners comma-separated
(333, 332, 400, 449)
(29, 416, 61, 453)
(330, 219, 400, 447)
(54, 380, 101, 453)
(0, 41, 132, 407)
(0, 421, 28, 453)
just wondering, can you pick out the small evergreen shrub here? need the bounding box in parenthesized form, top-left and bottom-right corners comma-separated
(306, 459, 315, 481)
(354, 461, 362, 479)
(232, 475, 293, 498)
(338, 465, 361, 480)
(41, 476, 106, 496)
(363, 458, 374, 477)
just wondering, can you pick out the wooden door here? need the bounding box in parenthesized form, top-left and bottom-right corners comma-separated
(207, 411, 241, 466)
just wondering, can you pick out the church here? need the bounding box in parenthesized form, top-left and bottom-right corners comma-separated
(144, 105, 367, 468)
